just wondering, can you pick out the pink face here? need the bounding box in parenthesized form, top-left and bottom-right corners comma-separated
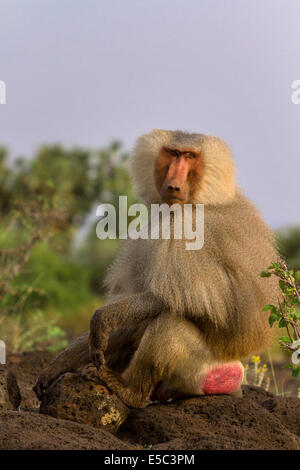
(154, 146, 205, 204)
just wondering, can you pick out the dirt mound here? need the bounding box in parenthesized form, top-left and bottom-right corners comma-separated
(0, 351, 299, 450)
(119, 389, 300, 450)
(7, 350, 54, 409)
(0, 409, 136, 450)
(0, 365, 21, 410)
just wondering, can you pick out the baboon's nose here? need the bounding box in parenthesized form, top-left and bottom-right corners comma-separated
(168, 185, 181, 193)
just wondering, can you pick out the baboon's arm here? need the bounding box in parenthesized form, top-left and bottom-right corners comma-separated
(34, 292, 161, 400)
(89, 291, 162, 368)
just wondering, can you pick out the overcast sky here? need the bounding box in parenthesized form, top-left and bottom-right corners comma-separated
(0, 0, 299, 227)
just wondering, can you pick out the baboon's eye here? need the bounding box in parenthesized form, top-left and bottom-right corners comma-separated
(184, 152, 195, 159)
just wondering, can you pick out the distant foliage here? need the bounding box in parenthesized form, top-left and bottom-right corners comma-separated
(277, 227, 300, 271)
(261, 261, 300, 378)
(0, 181, 68, 352)
(0, 142, 134, 351)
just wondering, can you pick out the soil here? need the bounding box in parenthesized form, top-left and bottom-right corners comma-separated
(1, 351, 299, 450)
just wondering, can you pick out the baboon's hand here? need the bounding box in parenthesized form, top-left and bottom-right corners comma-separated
(89, 307, 111, 369)
(33, 367, 61, 400)
(89, 347, 105, 369)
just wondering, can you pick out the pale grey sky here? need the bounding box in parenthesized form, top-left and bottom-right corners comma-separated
(0, 0, 299, 227)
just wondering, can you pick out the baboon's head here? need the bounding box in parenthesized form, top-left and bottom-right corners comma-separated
(129, 129, 236, 206)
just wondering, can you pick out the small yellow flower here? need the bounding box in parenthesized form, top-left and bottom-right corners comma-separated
(251, 355, 261, 364)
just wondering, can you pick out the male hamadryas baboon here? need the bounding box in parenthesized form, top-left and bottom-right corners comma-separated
(34, 130, 280, 407)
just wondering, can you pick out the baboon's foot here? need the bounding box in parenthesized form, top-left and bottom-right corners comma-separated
(33, 366, 63, 400)
(150, 382, 184, 402)
(202, 362, 244, 395)
(150, 381, 167, 402)
(99, 365, 150, 408)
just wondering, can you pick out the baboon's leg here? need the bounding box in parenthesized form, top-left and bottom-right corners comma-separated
(102, 313, 244, 407)
(34, 332, 91, 398)
(105, 320, 150, 372)
(89, 291, 162, 368)
(34, 321, 148, 399)
(99, 313, 206, 407)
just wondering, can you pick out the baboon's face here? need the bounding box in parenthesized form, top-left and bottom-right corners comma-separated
(154, 146, 204, 205)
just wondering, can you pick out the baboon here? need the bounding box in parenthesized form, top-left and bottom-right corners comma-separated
(34, 130, 280, 407)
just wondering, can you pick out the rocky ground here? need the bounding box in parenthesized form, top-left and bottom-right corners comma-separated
(0, 351, 299, 450)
